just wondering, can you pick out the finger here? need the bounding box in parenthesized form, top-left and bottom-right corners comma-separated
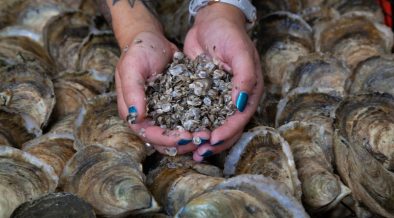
(117, 54, 148, 124)
(191, 130, 211, 147)
(193, 131, 242, 162)
(154, 143, 197, 156)
(209, 77, 262, 146)
(230, 50, 259, 112)
(143, 126, 193, 147)
(115, 70, 129, 120)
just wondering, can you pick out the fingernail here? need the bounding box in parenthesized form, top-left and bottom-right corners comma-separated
(236, 91, 249, 112)
(192, 137, 209, 146)
(201, 150, 213, 158)
(127, 106, 138, 124)
(177, 139, 192, 146)
(212, 140, 224, 146)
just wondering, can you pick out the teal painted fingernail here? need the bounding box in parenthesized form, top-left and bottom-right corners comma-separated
(201, 150, 213, 158)
(236, 91, 249, 112)
(177, 139, 192, 146)
(127, 106, 138, 124)
(212, 140, 224, 146)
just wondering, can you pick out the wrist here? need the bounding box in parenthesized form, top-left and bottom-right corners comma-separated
(194, 2, 246, 28)
(110, 0, 163, 48)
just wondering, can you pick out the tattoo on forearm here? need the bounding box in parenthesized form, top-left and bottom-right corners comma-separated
(95, 0, 159, 27)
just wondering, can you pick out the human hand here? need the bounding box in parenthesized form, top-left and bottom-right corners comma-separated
(183, 3, 264, 161)
(116, 31, 200, 152)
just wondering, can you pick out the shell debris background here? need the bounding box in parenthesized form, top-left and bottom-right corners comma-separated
(146, 52, 236, 132)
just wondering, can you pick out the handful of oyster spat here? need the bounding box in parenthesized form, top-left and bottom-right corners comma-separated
(141, 52, 236, 132)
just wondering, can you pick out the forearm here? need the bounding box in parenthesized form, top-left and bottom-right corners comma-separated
(95, 0, 163, 48)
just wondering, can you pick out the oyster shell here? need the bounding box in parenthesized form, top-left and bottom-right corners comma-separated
(10, 192, 96, 218)
(52, 75, 96, 120)
(282, 53, 351, 96)
(253, 0, 302, 17)
(0, 146, 58, 218)
(0, 0, 69, 45)
(75, 93, 146, 163)
(0, 0, 28, 28)
(61, 144, 159, 217)
(147, 155, 224, 216)
(256, 12, 313, 91)
(350, 55, 394, 96)
(0, 36, 55, 75)
(0, 61, 55, 138)
(333, 93, 394, 217)
(300, 6, 340, 29)
(0, 111, 36, 147)
(43, 11, 92, 71)
(224, 126, 302, 201)
(276, 88, 343, 163)
(279, 121, 351, 212)
(22, 115, 76, 177)
(76, 32, 119, 93)
(331, 0, 384, 23)
(315, 16, 393, 69)
(176, 175, 309, 218)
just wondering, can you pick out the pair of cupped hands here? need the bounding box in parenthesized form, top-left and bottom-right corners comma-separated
(115, 3, 263, 161)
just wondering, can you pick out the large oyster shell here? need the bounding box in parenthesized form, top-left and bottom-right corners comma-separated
(333, 93, 394, 217)
(349, 55, 394, 96)
(276, 88, 343, 163)
(0, 61, 55, 138)
(315, 16, 393, 69)
(224, 126, 302, 201)
(147, 155, 224, 216)
(253, 0, 302, 17)
(22, 115, 76, 177)
(43, 11, 92, 71)
(61, 144, 159, 217)
(176, 175, 309, 218)
(0, 36, 55, 75)
(10, 192, 96, 218)
(0, 111, 36, 147)
(256, 12, 312, 91)
(331, 0, 384, 23)
(75, 93, 146, 163)
(0, 146, 58, 218)
(76, 32, 119, 93)
(279, 121, 351, 212)
(52, 75, 96, 120)
(282, 53, 351, 96)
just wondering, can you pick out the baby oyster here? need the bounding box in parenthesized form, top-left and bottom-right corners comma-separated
(61, 144, 159, 217)
(224, 126, 302, 201)
(0, 146, 58, 218)
(333, 93, 394, 217)
(279, 121, 351, 212)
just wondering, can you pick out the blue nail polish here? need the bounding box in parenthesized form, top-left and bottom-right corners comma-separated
(128, 106, 137, 113)
(127, 106, 138, 124)
(177, 139, 192, 146)
(236, 91, 249, 112)
(199, 138, 209, 145)
(212, 140, 224, 146)
(201, 150, 213, 158)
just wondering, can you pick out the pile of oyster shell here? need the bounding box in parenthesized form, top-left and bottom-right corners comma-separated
(0, 0, 393, 217)
(145, 52, 235, 132)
